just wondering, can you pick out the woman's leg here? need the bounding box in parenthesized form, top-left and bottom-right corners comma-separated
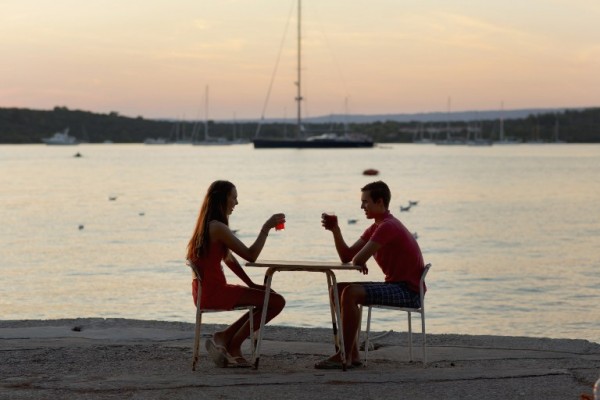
(214, 287, 285, 358)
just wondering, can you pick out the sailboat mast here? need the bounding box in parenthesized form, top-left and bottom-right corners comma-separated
(446, 96, 451, 141)
(204, 85, 209, 140)
(499, 101, 505, 142)
(295, 0, 303, 139)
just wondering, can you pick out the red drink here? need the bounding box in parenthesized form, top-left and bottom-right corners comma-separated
(275, 222, 285, 231)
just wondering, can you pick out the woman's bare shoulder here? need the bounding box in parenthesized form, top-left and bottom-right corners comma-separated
(209, 220, 230, 234)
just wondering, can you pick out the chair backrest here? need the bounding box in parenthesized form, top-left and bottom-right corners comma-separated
(419, 263, 431, 309)
(186, 259, 201, 281)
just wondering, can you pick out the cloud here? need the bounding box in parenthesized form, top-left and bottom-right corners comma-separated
(193, 19, 210, 31)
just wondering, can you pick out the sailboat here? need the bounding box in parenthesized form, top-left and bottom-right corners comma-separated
(193, 85, 232, 146)
(435, 97, 467, 145)
(552, 113, 564, 143)
(494, 102, 521, 144)
(230, 112, 249, 144)
(252, 0, 374, 149)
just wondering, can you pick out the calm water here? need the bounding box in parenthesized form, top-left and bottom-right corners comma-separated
(1, 143, 598, 342)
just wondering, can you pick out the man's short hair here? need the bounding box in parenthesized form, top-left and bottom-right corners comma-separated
(361, 181, 391, 208)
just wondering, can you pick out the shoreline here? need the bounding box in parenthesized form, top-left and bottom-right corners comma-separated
(1, 318, 599, 399)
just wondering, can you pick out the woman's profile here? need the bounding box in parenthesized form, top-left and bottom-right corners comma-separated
(187, 180, 286, 368)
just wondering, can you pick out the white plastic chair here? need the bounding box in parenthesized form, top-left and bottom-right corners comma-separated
(361, 263, 431, 366)
(187, 260, 255, 371)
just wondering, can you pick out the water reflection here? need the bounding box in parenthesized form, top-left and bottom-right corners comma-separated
(0, 144, 598, 342)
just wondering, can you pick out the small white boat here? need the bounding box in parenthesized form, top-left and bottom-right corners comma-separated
(42, 128, 78, 145)
(193, 138, 233, 146)
(144, 137, 169, 144)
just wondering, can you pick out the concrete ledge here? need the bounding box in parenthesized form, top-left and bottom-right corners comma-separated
(1, 318, 599, 399)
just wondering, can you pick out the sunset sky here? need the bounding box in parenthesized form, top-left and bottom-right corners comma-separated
(1, 0, 599, 120)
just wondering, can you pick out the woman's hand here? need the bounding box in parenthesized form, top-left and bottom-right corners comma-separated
(248, 282, 263, 290)
(264, 213, 286, 231)
(248, 282, 278, 293)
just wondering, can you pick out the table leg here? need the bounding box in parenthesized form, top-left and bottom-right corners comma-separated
(325, 272, 339, 351)
(327, 271, 347, 371)
(253, 267, 275, 369)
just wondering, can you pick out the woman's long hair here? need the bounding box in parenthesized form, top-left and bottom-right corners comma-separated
(186, 180, 235, 261)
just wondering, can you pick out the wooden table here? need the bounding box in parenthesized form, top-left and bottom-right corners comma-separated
(245, 260, 362, 371)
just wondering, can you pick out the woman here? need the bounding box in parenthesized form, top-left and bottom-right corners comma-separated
(186, 180, 286, 368)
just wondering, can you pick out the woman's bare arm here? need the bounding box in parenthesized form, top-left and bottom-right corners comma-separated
(210, 214, 284, 262)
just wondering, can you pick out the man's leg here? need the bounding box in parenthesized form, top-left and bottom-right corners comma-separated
(340, 284, 367, 365)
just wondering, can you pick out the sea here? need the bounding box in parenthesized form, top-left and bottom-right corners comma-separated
(1, 143, 598, 343)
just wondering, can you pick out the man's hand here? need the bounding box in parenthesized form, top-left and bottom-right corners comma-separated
(357, 263, 368, 275)
(321, 213, 338, 231)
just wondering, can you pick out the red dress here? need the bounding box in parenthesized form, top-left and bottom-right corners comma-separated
(190, 241, 247, 310)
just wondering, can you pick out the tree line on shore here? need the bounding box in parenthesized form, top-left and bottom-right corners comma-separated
(1, 106, 599, 144)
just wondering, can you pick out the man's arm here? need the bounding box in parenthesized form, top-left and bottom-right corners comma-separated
(352, 240, 382, 274)
(329, 226, 366, 263)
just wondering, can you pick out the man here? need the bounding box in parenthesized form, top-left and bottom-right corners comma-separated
(316, 180, 425, 369)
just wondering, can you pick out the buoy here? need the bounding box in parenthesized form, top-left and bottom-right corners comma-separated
(362, 168, 379, 176)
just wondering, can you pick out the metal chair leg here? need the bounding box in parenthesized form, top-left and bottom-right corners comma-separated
(407, 311, 413, 362)
(364, 306, 372, 366)
(192, 309, 202, 371)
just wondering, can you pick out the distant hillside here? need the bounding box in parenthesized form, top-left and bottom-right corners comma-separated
(0, 107, 174, 144)
(1, 105, 599, 143)
(271, 108, 568, 124)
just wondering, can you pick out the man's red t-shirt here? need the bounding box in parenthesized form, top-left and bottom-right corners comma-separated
(360, 211, 426, 293)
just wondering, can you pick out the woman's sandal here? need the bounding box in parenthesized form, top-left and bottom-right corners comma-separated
(231, 356, 252, 368)
(205, 338, 230, 368)
(314, 359, 354, 370)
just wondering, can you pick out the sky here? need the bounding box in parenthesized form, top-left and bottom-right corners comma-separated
(1, 0, 599, 121)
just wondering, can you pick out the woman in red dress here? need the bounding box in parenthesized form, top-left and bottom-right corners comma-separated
(187, 180, 286, 367)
